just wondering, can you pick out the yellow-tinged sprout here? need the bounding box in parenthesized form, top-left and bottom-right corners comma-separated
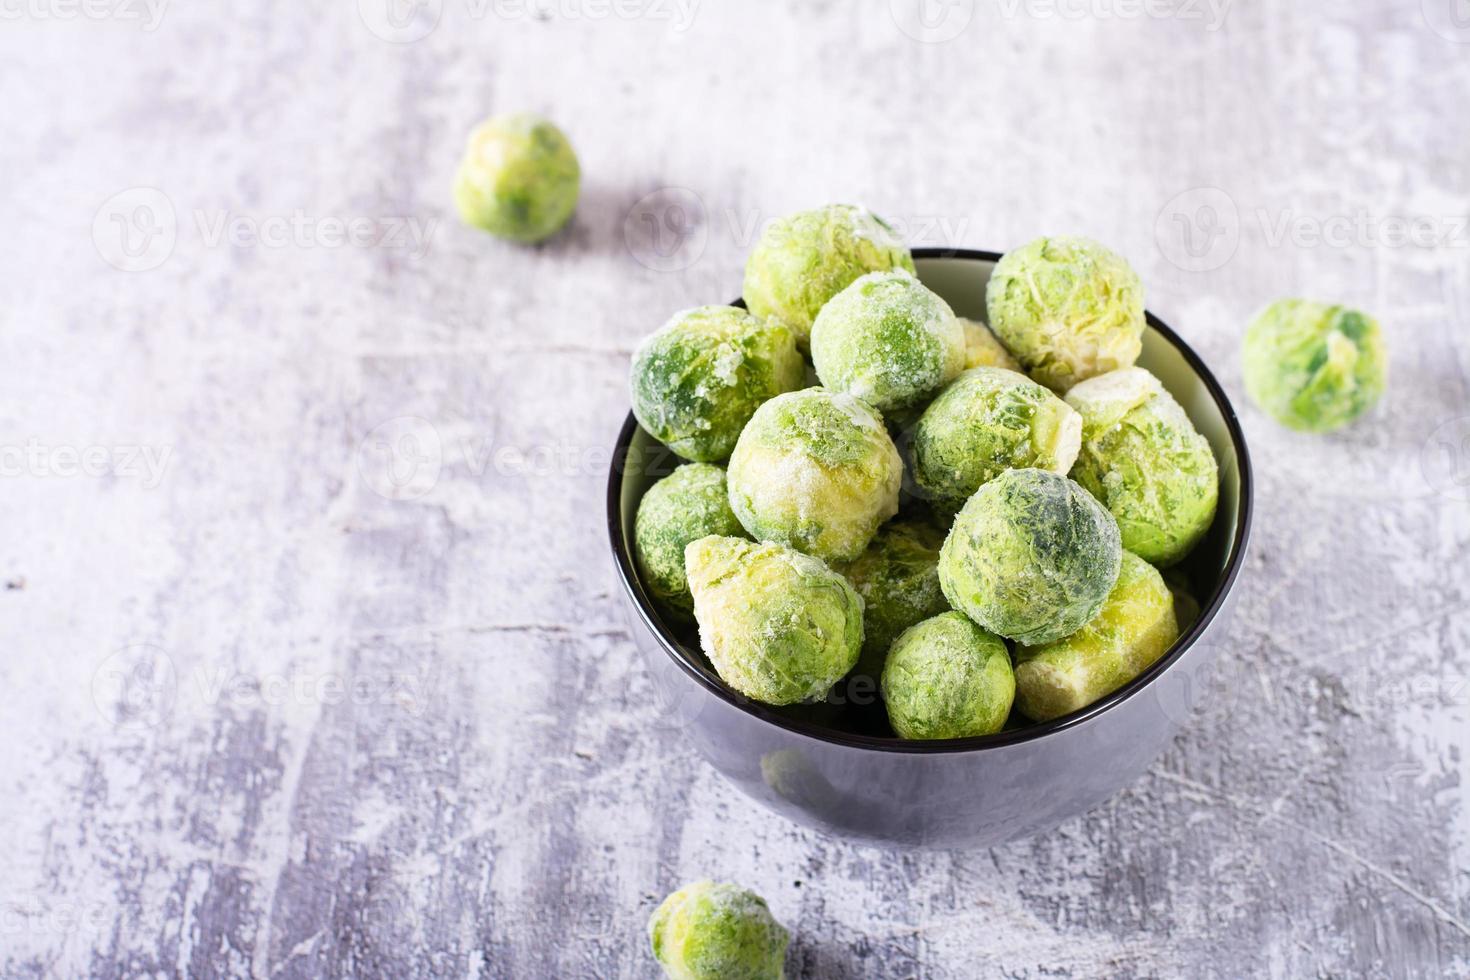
(1066, 367, 1219, 567)
(685, 536, 863, 705)
(960, 317, 1023, 372)
(727, 388, 902, 564)
(810, 269, 966, 414)
(912, 367, 1082, 510)
(985, 236, 1145, 391)
(1242, 298, 1387, 432)
(452, 112, 580, 242)
(881, 612, 1014, 739)
(939, 468, 1122, 646)
(838, 520, 950, 681)
(743, 204, 915, 349)
(649, 880, 789, 980)
(1014, 552, 1179, 721)
(630, 306, 805, 463)
(634, 464, 746, 621)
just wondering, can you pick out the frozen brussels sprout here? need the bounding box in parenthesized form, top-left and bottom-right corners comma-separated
(838, 520, 950, 679)
(960, 317, 1022, 372)
(810, 270, 966, 414)
(912, 367, 1082, 509)
(634, 464, 746, 620)
(743, 204, 915, 349)
(727, 388, 902, 563)
(939, 468, 1122, 645)
(1242, 298, 1387, 432)
(631, 306, 805, 462)
(985, 236, 1145, 391)
(1014, 552, 1179, 722)
(452, 113, 580, 243)
(685, 536, 863, 705)
(1066, 367, 1219, 567)
(882, 612, 1014, 740)
(649, 880, 789, 980)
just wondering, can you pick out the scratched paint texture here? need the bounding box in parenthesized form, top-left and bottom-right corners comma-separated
(1, 1, 1468, 977)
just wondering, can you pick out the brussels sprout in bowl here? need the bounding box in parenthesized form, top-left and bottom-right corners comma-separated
(608, 249, 1253, 847)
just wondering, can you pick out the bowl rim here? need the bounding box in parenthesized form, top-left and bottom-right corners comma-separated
(606, 246, 1255, 754)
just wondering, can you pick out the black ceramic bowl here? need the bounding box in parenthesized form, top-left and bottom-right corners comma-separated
(609, 248, 1253, 847)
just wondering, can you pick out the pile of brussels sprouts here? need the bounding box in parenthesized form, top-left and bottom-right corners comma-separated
(626, 204, 1385, 742)
(627, 207, 1197, 738)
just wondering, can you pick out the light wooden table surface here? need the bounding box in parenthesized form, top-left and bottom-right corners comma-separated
(2, 1, 1468, 976)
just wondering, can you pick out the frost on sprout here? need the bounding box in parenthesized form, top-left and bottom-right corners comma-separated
(633, 463, 746, 621)
(684, 536, 863, 706)
(727, 388, 902, 564)
(912, 366, 1082, 509)
(629, 306, 805, 463)
(452, 112, 581, 243)
(939, 468, 1122, 646)
(985, 235, 1145, 392)
(1014, 552, 1179, 722)
(1066, 367, 1219, 567)
(881, 612, 1014, 740)
(1242, 298, 1387, 433)
(742, 204, 915, 349)
(648, 880, 790, 980)
(809, 269, 966, 414)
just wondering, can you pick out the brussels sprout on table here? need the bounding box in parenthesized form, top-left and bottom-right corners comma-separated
(649, 880, 789, 980)
(452, 112, 580, 243)
(1242, 298, 1387, 433)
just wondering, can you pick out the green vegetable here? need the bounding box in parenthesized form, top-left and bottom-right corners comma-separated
(912, 367, 1082, 510)
(985, 236, 1145, 391)
(810, 269, 966, 414)
(939, 468, 1122, 645)
(838, 520, 950, 680)
(1014, 552, 1179, 721)
(631, 306, 805, 462)
(743, 204, 914, 349)
(959, 317, 1022, 371)
(881, 612, 1014, 739)
(1066, 367, 1219, 566)
(685, 535, 863, 705)
(649, 880, 789, 980)
(1242, 298, 1387, 432)
(727, 388, 902, 563)
(452, 112, 580, 242)
(634, 464, 746, 621)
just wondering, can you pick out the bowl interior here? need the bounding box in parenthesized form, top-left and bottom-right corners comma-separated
(612, 250, 1249, 748)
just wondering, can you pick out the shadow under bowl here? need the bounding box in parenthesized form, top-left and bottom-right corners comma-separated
(607, 248, 1254, 848)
